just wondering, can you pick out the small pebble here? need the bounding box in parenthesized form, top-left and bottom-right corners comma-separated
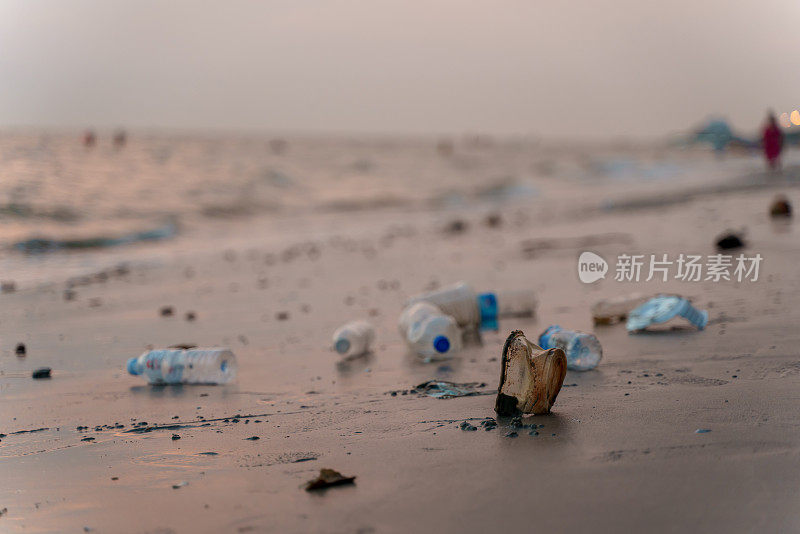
(171, 434, 181, 440)
(15, 343, 26, 356)
(245, 436, 260, 440)
(159, 306, 174, 317)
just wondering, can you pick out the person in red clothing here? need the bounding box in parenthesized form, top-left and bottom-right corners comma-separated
(762, 112, 784, 170)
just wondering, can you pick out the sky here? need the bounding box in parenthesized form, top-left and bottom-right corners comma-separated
(1, 0, 798, 138)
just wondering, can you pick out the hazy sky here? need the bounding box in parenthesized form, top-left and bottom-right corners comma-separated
(1, 1, 798, 138)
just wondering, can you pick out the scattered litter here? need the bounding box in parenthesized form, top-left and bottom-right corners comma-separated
(127, 348, 237, 385)
(626, 296, 708, 332)
(32, 367, 51, 379)
(405, 281, 537, 330)
(172, 481, 188, 489)
(715, 232, 745, 250)
(15, 343, 26, 356)
(81, 437, 95, 442)
(496, 330, 567, 416)
(591, 293, 650, 325)
(398, 302, 462, 360)
(695, 429, 712, 434)
(245, 436, 260, 441)
(291, 457, 317, 463)
(539, 325, 603, 371)
(332, 320, 374, 357)
(415, 380, 489, 399)
(305, 468, 356, 491)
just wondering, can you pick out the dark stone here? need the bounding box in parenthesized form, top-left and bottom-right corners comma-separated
(15, 343, 26, 356)
(715, 233, 744, 250)
(494, 392, 520, 416)
(31, 367, 51, 379)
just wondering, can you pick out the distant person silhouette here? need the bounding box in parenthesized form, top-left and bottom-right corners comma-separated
(762, 112, 783, 170)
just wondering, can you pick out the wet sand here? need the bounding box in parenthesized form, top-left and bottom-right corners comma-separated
(2, 168, 800, 533)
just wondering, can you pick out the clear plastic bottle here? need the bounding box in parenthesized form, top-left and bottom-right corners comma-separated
(406, 281, 537, 330)
(591, 293, 650, 325)
(538, 325, 602, 371)
(126, 348, 237, 384)
(398, 301, 462, 360)
(332, 320, 375, 357)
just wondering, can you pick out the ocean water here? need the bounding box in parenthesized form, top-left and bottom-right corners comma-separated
(0, 131, 786, 286)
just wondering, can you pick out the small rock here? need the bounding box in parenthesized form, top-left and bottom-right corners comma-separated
(0, 281, 16, 293)
(770, 195, 792, 218)
(459, 421, 477, 431)
(484, 213, 503, 228)
(159, 306, 174, 317)
(505, 431, 519, 438)
(443, 219, 468, 235)
(185, 311, 196, 322)
(81, 437, 95, 442)
(275, 311, 290, 321)
(15, 343, 26, 356)
(715, 232, 744, 251)
(32, 367, 51, 379)
(305, 468, 356, 491)
(244, 436, 260, 441)
(171, 434, 181, 440)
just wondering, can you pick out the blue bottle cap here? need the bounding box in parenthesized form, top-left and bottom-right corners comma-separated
(538, 325, 562, 349)
(433, 335, 450, 353)
(126, 357, 141, 375)
(477, 292, 498, 326)
(334, 338, 351, 354)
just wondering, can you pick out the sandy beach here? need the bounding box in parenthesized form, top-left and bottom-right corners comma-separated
(1, 134, 799, 532)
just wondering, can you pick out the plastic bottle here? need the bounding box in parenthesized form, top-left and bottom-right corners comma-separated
(626, 296, 708, 332)
(591, 293, 650, 325)
(126, 348, 237, 385)
(398, 301, 462, 360)
(332, 320, 375, 357)
(406, 282, 537, 330)
(538, 325, 602, 371)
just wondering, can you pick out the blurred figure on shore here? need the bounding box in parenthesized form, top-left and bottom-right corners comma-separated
(762, 112, 783, 170)
(82, 129, 96, 147)
(113, 129, 127, 148)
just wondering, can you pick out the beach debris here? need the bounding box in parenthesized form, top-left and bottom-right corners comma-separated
(332, 320, 375, 357)
(32, 367, 51, 379)
(405, 281, 537, 330)
(0, 507, 7, 517)
(127, 348, 237, 385)
(459, 421, 478, 431)
(0, 281, 16, 293)
(695, 429, 712, 434)
(495, 330, 567, 416)
(591, 293, 650, 325)
(245, 436, 260, 441)
(185, 311, 196, 322)
(505, 431, 518, 438)
(715, 232, 745, 250)
(168, 343, 198, 350)
(275, 311, 290, 321)
(770, 195, 792, 217)
(539, 325, 603, 371)
(305, 468, 356, 491)
(81, 437, 95, 442)
(159, 306, 174, 317)
(171, 434, 181, 440)
(626, 296, 708, 332)
(398, 302, 462, 360)
(15, 343, 26, 356)
(415, 380, 488, 399)
(14, 221, 177, 253)
(484, 213, 503, 228)
(443, 219, 468, 235)
(480, 418, 497, 431)
(172, 481, 188, 489)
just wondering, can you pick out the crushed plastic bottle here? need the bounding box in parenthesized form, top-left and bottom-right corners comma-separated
(126, 348, 237, 385)
(538, 325, 603, 371)
(332, 320, 375, 357)
(406, 281, 537, 330)
(591, 293, 650, 325)
(398, 301, 462, 360)
(495, 330, 567, 416)
(626, 296, 708, 332)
